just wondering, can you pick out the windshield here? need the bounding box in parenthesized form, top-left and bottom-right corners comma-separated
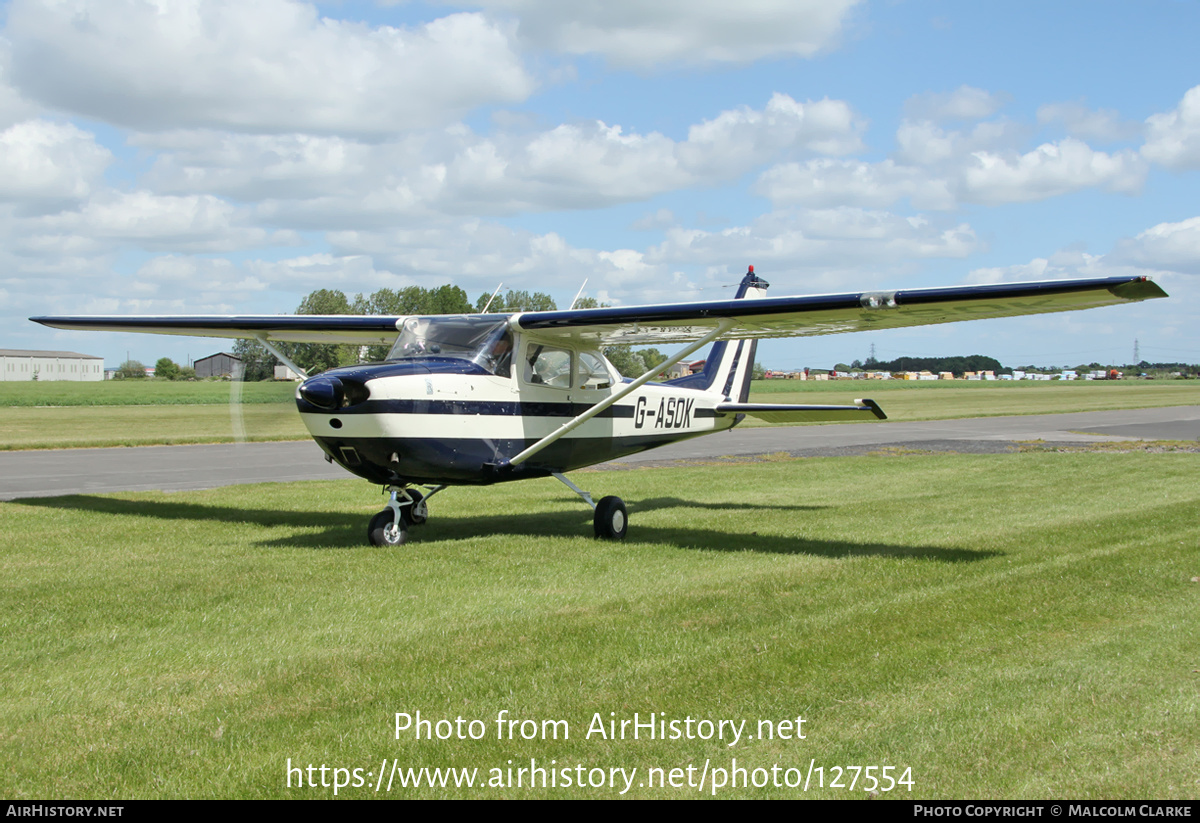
(386, 316, 513, 376)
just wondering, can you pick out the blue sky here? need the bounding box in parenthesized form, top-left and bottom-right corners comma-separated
(3, 0, 1198, 371)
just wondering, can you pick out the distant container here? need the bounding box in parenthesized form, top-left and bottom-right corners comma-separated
(274, 365, 302, 381)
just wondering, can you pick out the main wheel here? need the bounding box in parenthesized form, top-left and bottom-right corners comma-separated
(593, 496, 628, 540)
(406, 488, 427, 525)
(368, 508, 409, 546)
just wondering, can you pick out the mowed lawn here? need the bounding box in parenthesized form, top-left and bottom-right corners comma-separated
(1, 379, 1197, 449)
(2, 451, 1197, 798)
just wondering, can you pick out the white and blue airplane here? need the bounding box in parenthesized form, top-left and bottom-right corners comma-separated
(32, 267, 1166, 545)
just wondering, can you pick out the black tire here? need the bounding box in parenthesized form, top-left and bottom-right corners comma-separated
(368, 508, 409, 546)
(406, 488, 427, 525)
(593, 496, 628, 540)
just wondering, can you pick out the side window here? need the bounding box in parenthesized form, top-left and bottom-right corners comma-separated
(577, 352, 613, 389)
(523, 344, 573, 388)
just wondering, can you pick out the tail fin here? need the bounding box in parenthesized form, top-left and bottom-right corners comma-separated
(665, 266, 768, 400)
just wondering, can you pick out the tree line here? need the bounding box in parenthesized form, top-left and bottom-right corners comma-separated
(847, 355, 1006, 374)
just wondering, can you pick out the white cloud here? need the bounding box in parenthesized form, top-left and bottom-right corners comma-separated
(631, 208, 677, 231)
(756, 158, 955, 210)
(680, 94, 864, 166)
(894, 118, 1026, 166)
(1110, 216, 1200, 275)
(904, 86, 1008, 122)
(0, 120, 111, 205)
(6, 0, 534, 136)
(137, 131, 389, 201)
(967, 217, 1200, 287)
(964, 257, 1056, 285)
(761, 123, 1146, 210)
(0, 42, 39, 129)
(647, 208, 978, 280)
(316, 204, 982, 307)
(1036, 101, 1141, 142)
(30, 192, 299, 253)
(1142, 85, 1200, 169)
(139, 95, 863, 223)
(459, 0, 862, 67)
(247, 253, 410, 293)
(961, 139, 1145, 204)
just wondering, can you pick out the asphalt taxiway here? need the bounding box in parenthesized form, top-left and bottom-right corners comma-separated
(1, 405, 1196, 501)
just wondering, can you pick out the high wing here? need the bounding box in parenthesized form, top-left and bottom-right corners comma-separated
(515, 275, 1167, 345)
(30, 275, 1165, 346)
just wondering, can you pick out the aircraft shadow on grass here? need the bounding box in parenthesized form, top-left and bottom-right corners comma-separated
(16, 493, 1000, 562)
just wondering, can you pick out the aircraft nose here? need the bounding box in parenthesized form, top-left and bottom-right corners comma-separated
(298, 376, 344, 410)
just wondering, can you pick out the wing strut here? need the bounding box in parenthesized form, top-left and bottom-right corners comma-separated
(254, 334, 309, 380)
(504, 319, 735, 468)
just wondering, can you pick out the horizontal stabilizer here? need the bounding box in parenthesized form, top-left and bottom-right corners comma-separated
(715, 398, 886, 423)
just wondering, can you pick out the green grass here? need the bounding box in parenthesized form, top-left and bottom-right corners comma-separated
(742, 378, 1200, 425)
(0, 403, 306, 449)
(1, 379, 1196, 450)
(0, 380, 296, 406)
(0, 381, 305, 449)
(2, 451, 1197, 798)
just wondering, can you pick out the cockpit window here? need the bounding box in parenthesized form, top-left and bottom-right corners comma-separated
(523, 344, 572, 388)
(386, 316, 513, 376)
(577, 352, 613, 389)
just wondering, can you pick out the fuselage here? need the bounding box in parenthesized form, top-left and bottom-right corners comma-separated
(297, 335, 737, 486)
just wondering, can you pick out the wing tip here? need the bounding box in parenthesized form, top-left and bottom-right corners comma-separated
(1110, 277, 1169, 301)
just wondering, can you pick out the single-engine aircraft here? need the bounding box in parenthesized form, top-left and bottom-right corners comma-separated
(31, 267, 1166, 545)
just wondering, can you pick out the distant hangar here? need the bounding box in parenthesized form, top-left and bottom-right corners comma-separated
(1, 349, 103, 382)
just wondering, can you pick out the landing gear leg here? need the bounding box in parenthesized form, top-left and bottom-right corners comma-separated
(552, 472, 627, 541)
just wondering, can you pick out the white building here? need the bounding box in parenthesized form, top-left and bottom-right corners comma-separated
(1, 349, 104, 382)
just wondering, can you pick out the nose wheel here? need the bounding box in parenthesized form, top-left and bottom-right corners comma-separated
(367, 485, 443, 546)
(369, 507, 410, 546)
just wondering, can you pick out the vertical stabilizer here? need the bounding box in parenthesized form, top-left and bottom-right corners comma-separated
(665, 266, 767, 400)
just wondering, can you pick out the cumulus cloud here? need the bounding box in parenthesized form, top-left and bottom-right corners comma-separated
(7, 0, 534, 136)
(1142, 85, 1200, 169)
(760, 119, 1146, 210)
(1109, 215, 1200, 275)
(967, 217, 1200, 288)
(0, 120, 112, 206)
(893, 119, 1026, 167)
(139, 94, 863, 223)
(961, 139, 1145, 204)
(0, 43, 39, 129)
(904, 86, 1009, 122)
(647, 207, 975, 271)
(756, 158, 955, 210)
(1036, 101, 1141, 142)
(246, 253, 410, 293)
(457, 0, 861, 67)
(29, 192, 299, 253)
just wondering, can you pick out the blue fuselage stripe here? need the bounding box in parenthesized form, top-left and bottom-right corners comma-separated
(299, 397, 717, 419)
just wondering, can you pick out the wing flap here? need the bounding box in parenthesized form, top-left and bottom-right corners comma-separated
(716, 398, 886, 424)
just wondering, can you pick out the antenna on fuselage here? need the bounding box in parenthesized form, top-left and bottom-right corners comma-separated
(569, 278, 589, 310)
(481, 282, 504, 313)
